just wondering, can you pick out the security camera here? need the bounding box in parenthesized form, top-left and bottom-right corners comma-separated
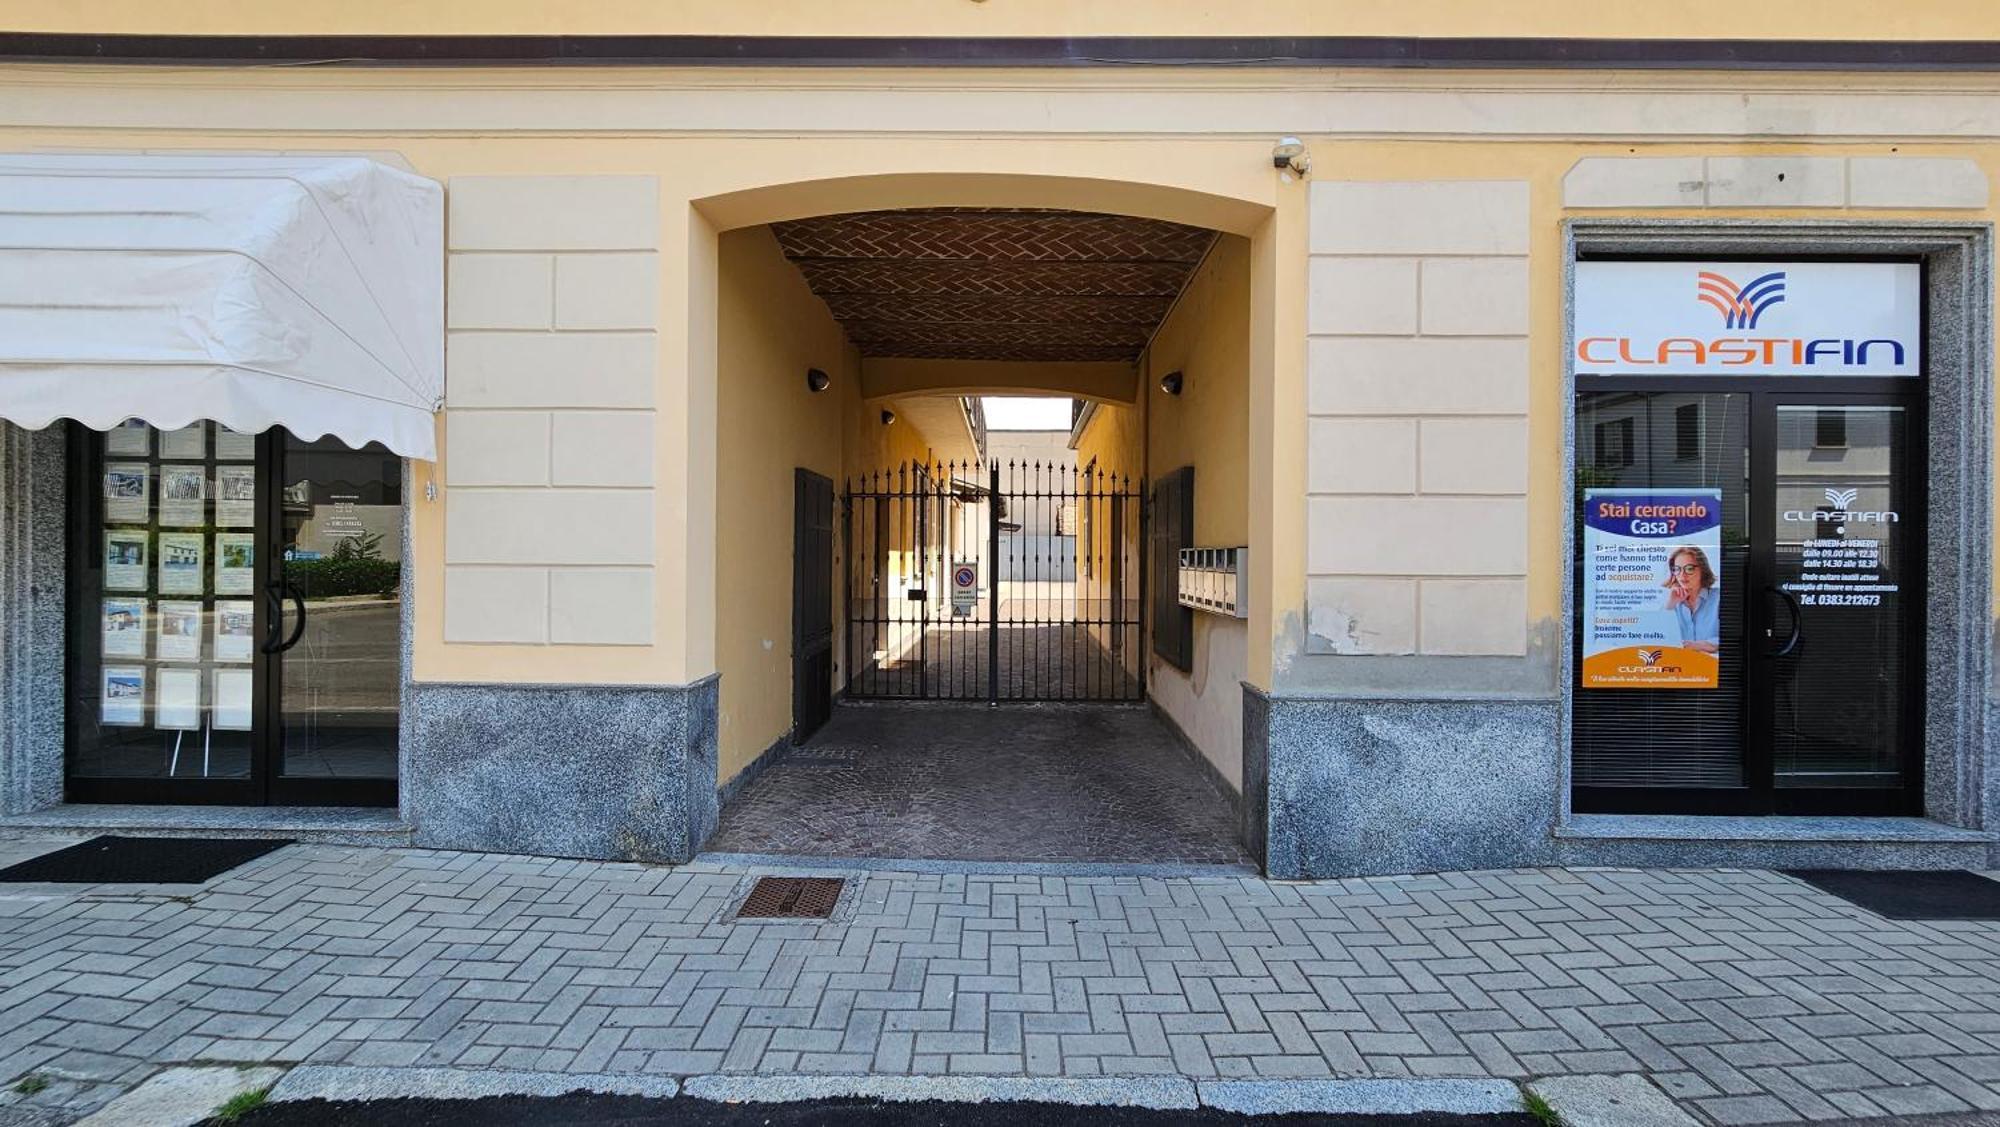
(1272, 136, 1309, 176)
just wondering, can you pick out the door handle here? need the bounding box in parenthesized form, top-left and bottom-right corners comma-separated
(261, 580, 308, 654)
(1767, 585, 1802, 657)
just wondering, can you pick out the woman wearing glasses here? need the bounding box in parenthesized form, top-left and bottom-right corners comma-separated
(1661, 545, 1720, 655)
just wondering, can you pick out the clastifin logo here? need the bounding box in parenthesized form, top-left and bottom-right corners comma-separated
(1696, 271, 1787, 329)
(1784, 484, 1898, 525)
(1637, 649, 1662, 665)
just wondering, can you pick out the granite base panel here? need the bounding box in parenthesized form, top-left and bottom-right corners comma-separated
(1263, 697, 1563, 879)
(406, 677, 718, 863)
(1553, 834, 1989, 870)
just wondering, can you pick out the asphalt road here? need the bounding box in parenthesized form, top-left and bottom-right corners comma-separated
(218, 1095, 1541, 1127)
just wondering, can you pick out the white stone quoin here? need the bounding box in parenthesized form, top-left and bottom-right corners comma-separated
(1304, 179, 1532, 657)
(442, 174, 663, 647)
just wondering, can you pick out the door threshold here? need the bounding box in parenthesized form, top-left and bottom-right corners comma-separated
(694, 849, 1259, 879)
(1558, 812, 1990, 844)
(0, 804, 411, 846)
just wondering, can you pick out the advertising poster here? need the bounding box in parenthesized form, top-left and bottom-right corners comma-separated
(215, 425, 255, 461)
(102, 598, 147, 658)
(103, 463, 150, 523)
(215, 533, 256, 595)
(158, 532, 205, 595)
(101, 666, 146, 726)
(216, 466, 257, 527)
(158, 467, 207, 526)
(104, 532, 148, 591)
(212, 668, 253, 730)
(156, 667, 202, 731)
(1581, 488, 1723, 690)
(106, 419, 151, 456)
(213, 600, 256, 663)
(156, 601, 203, 662)
(161, 424, 206, 460)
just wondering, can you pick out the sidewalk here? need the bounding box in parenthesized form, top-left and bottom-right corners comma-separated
(0, 836, 1994, 1125)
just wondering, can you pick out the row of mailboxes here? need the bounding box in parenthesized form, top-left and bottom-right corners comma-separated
(1177, 546, 1248, 618)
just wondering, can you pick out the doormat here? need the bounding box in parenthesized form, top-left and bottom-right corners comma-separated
(0, 835, 292, 885)
(1786, 869, 2000, 920)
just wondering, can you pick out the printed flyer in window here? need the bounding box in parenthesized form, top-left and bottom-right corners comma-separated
(1581, 488, 1722, 690)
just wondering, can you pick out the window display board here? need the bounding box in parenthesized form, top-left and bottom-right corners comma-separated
(73, 420, 259, 777)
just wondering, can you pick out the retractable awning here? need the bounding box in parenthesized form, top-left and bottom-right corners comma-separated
(0, 153, 443, 459)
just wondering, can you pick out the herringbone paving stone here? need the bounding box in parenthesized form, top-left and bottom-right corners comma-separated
(0, 839, 1998, 1124)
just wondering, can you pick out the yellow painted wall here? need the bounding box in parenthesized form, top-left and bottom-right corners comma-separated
(714, 226, 857, 781)
(1142, 236, 1253, 787)
(1298, 139, 2000, 655)
(11, 1, 2000, 41)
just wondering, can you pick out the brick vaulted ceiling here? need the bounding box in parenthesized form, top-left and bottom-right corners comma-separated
(769, 208, 1217, 363)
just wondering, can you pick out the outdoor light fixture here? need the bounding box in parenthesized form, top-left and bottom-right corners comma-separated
(1272, 136, 1310, 177)
(1159, 370, 1185, 396)
(805, 367, 830, 393)
(881, 408, 896, 425)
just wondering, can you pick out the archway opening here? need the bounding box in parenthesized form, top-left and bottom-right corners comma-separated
(707, 199, 1258, 868)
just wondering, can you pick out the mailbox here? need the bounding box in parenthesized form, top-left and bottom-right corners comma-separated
(1176, 546, 1247, 618)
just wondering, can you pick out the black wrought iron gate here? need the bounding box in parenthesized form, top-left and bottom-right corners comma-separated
(844, 460, 1144, 702)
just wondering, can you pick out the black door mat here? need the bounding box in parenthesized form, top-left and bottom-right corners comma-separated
(0, 835, 292, 885)
(1786, 868, 2000, 920)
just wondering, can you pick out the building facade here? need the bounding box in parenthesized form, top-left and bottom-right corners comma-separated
(1, 4, 1998, 877)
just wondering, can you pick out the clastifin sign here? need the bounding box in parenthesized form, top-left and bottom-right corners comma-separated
(1574, 260, 1921, 376)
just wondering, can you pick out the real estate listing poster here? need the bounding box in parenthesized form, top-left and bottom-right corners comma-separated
(103, 463, 150, 523)
(215, 533, 255, 595)
(101, 598, 147, 658)
(155, 667, 202, 731)
(105, 419, 151, 456)
(155, 601, 203, 662)
(158, 467, 208, 526)
(216, 465, 257, 527)
(212, 668, 253, 731)
(213, 600, 256, 663)
(104, 532, 148, 591)
(101, 666, 146, 726)
(157, 533, 205, 596)
(160, 424, 206, 460)
(1581, 488, 1723, 690)
(215, 426, 255, 461)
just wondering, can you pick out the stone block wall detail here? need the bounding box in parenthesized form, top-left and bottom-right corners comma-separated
(1564, 156, 1990, 210)
(1304, 180, 1533, 657)
(442, 175, 661, 647)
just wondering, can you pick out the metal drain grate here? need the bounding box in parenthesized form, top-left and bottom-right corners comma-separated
(736, 876, 844, 920)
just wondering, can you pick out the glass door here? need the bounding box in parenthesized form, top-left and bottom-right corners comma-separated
(1756, 398, 1922, 813)
(65, 422, 399, 807)
(1572, 390, 1924, 815)
(269, 433, 402, 805)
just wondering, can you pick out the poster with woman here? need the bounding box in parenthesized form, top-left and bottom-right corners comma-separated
(1581, 488, 1723, 690)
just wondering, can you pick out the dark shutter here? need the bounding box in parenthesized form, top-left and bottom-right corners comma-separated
(1150, 466, 1194, 673)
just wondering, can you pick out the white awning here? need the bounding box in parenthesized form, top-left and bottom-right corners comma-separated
(0, 153, 443, 460)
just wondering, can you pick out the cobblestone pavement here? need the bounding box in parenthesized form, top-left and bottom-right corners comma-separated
(708, 704, 1252, 866)
(0, 839, 1998, 1124)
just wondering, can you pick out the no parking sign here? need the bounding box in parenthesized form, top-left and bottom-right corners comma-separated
(951, 561, 978, 617)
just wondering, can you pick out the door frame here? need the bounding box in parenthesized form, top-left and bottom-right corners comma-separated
(62, 424, 400, 807)
(1569, 382, 1928, 815)
(791, 468, 835, 744)
(1561, 223, 1992, 828)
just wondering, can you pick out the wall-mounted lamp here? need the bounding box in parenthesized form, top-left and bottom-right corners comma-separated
(1272, 136, 1310, 178)
(805, 368, 831, 393)
(880, 408, 897, 425)
(1159, 370, 1185, 396)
